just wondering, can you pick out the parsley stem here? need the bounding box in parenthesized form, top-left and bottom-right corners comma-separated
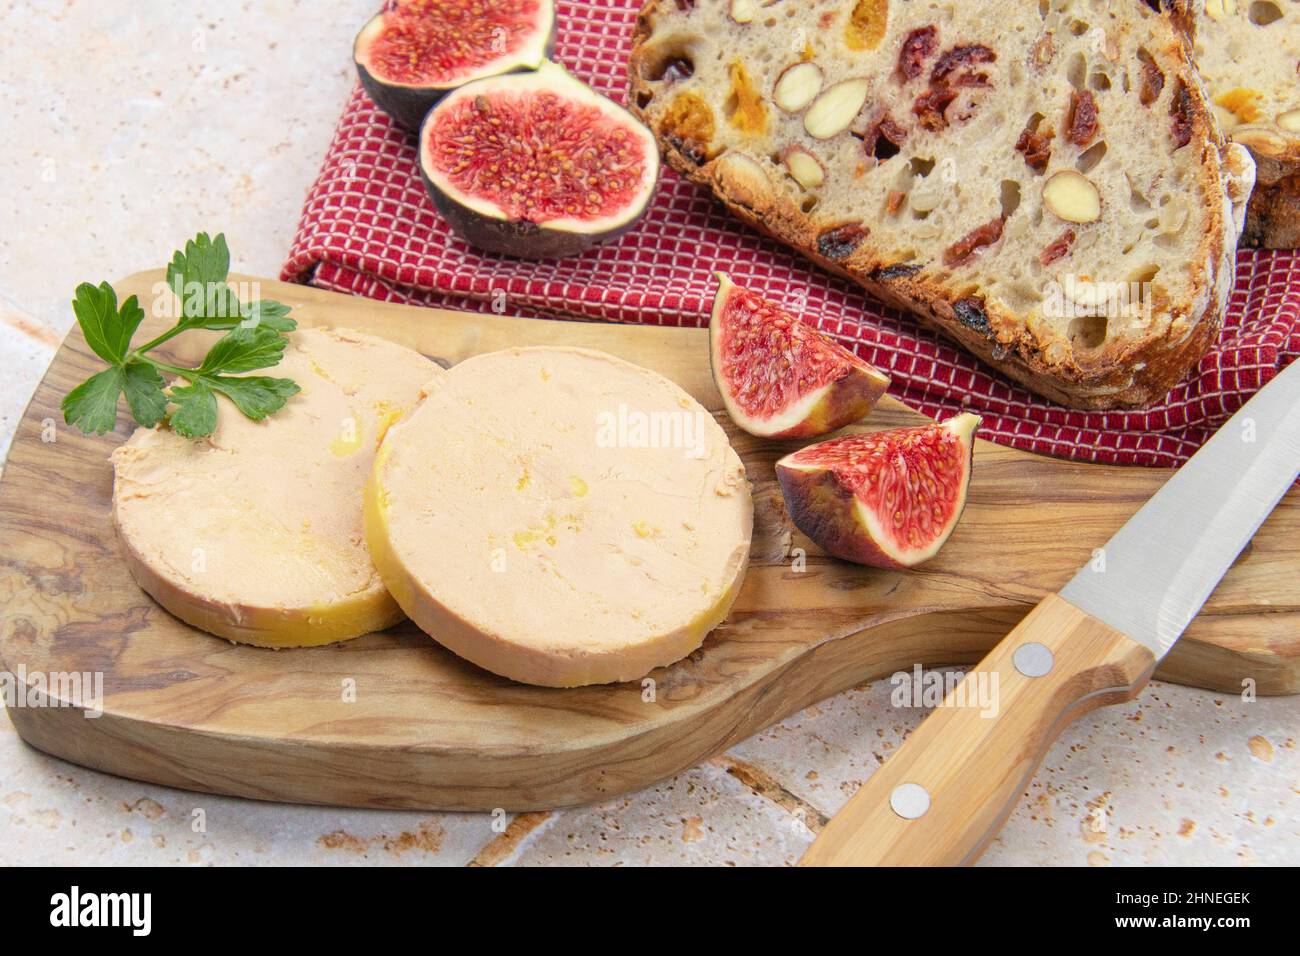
(143, 357, 200, 380)
(132, 325, 186, 356)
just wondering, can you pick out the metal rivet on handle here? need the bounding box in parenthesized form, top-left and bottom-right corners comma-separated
(890, 782, 931, 820)
(1013, 642, 1055, 678)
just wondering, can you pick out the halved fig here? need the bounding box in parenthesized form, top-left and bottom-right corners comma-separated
(709, 272, 891, 439)
(419, 60, 660, 258)
(776, 413, 980, 569)
(354, 0, 556, 130)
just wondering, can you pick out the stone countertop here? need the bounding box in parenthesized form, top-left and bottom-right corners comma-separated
(1, 1, 1295, 867)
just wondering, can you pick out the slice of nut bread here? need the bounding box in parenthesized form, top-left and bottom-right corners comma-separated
(629, 0, 1256, 409)
(1192, 0, 1300, 248)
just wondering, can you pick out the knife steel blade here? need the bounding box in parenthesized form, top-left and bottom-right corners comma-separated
(1060, 359, 1300, 661)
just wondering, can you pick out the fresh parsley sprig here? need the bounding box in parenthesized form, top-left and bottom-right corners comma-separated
(61, 233, 300, 440)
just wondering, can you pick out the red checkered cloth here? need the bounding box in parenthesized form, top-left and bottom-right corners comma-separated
(282, 0, 1300, 468)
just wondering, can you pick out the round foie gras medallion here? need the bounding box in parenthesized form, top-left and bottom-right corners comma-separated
(366, 346, 754, 687)
(112, 328, 440, 647)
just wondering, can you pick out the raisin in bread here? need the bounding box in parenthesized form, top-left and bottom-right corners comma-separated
(1191, 0, 1300, 248)
(629, 0, 1255, 409)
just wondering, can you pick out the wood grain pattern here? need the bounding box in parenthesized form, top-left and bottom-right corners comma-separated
(0, 271, 1296, 812)
(800, 594, 1156, 866)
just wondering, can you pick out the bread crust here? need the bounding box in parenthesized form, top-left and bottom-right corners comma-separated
(629, 0, 1253, 409)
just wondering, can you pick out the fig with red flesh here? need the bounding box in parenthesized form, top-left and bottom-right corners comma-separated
(419, 60, 660, 259)
(776, 413, 980, 569)
(354, 0, 556, 130)
(710, 273, 891, 439)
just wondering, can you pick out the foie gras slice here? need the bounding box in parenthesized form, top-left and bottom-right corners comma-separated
(366, 346, 754, 687)
(111, 327, 440, 647)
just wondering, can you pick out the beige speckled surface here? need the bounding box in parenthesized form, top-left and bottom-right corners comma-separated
(1, 1, 1296, 867)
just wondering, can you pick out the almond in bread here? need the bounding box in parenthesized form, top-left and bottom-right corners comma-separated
(1191, 0, 1300, 248)
(629, 0, 1255, 409)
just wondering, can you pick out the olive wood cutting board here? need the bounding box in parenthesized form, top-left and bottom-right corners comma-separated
(2, 272, 1297, 811)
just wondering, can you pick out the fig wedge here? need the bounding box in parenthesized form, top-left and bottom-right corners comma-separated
(776, 412, 979, 568)
(710, 272, 890, 439)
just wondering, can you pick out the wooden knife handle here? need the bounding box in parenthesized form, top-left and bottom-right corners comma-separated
(799, 593, 1157, 867)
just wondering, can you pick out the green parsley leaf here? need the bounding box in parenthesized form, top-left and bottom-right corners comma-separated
(199, 299, 296, 333)
(208, 375, 300, 420)
(237, 299, 296, 332)
(72, 283, 145, 366)
(167, 233, 241, 326)
(168, 381, 219, 439)
(199, 325, 291, 375)
(121, 361, 168, 428)
(166, 232, 230, 296)
(61, 366, 125, 435)
(178, 283, 243, 327)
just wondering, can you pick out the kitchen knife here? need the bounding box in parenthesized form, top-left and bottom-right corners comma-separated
(799, 359, 1300, 867)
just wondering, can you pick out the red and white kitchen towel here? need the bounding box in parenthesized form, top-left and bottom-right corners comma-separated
(282, 0, 1300, 468)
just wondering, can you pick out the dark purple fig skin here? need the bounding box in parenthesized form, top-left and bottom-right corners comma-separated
(421, 165, 649, 259)
(356, 59, 448, 132)
(776, 463, 896, 566)
(352, 10, 556, 132)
